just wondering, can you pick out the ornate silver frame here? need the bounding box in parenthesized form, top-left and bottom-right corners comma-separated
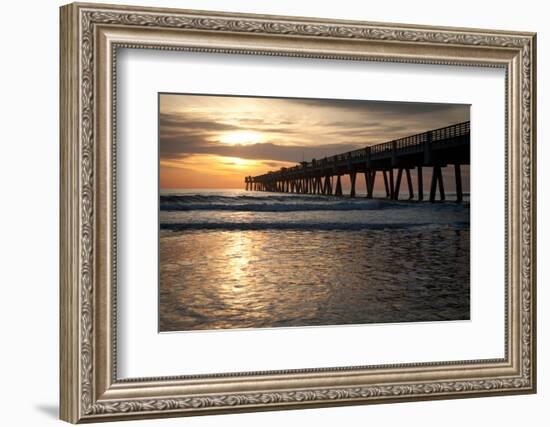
(60, 2, 536, 423)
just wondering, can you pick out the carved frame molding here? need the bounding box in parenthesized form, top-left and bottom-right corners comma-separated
(60, 2, 536, 423)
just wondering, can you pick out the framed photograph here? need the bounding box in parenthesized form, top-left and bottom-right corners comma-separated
(60, 2, 536, 423)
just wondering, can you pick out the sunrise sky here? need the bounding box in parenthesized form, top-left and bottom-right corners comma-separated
(159, 94, 470, 191)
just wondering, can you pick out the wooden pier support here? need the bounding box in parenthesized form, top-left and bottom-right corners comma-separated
(454, 164, 463, 202)
(383, 170, 390, 198)
(438, 168, 446, 201)
(394, 168, 403, 200)
(388, 169, 395, 199)
(335, 175, 343, 197)
(324, 175, 333, 195)
(365, 170, 376, 199)
(429, 165, 445, 202)
(417, 166, 423, 201)
(406, 168, 414, 200)
(350, 172, 357, 197)
(429, 167, 437, 202)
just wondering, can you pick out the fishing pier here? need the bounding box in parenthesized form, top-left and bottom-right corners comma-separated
(245, 121, 470, 202)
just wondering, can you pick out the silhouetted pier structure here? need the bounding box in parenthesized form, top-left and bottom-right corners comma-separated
(245, 121, 469, 202)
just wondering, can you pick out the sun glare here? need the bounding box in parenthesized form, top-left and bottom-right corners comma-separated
(219, 131, 264, 145)
(224, 156, 251, 167)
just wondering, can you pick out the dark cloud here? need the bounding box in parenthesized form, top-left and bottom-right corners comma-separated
(160, 133, 212, 156)
(287, 98, 469, 116)
(160, 112, 241, 132)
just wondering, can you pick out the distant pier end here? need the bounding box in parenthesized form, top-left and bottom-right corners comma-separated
(245, 121, 470, 202)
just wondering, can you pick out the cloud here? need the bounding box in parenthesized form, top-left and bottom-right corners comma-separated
(262, 161, 283, 168)
(160, 112, 241, 133)
(287, 98, 469, 116)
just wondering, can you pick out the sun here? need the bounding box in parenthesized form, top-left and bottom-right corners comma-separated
(223, 156, 253, 168)
(231, 157, 247, 166)
(219, 131, 264, 145)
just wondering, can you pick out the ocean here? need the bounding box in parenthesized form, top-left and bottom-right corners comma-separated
(159, 189, 470, 332)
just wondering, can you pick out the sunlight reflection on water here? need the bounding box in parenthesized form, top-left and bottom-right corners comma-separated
(159, 226, 469, 332)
